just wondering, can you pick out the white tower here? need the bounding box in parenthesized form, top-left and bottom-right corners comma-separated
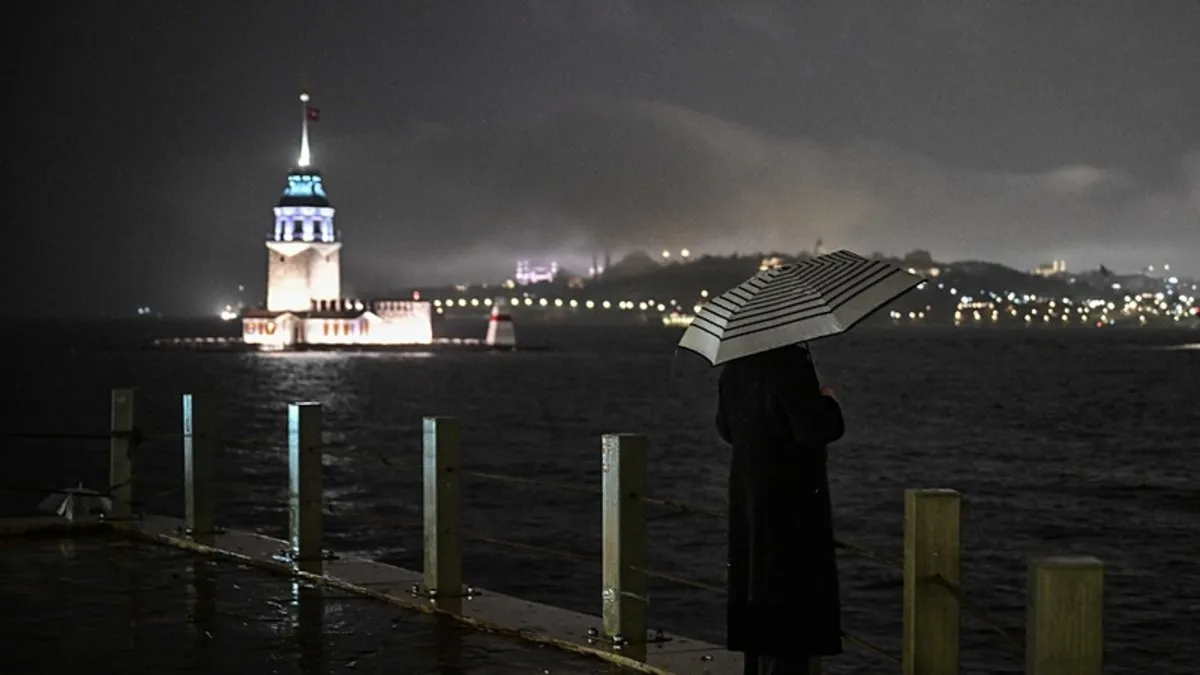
(266, 88, 342, 312)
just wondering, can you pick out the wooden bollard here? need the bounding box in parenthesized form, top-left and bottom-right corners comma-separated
(1026, 556, 1104, 675)
(422, 416, 462, 602)
(182, 393, 216, 536)
(601, 433, 647, 661)
(903, 488, 962, 675)
(288, 402, 323, 565)
(109, 388, 136, 520)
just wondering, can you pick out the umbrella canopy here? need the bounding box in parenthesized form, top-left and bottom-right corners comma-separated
(37, 483, 112, 522)
(678, 249, 925, 366)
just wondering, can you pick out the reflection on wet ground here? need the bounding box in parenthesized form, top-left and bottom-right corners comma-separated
(0, 535, 624, 675)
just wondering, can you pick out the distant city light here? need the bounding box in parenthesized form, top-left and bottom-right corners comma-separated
(515, 260, 558, 285)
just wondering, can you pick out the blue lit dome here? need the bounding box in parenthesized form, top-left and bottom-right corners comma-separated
(277, 168, 332, 208)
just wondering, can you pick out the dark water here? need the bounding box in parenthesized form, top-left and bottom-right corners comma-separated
(3, 322, 1199, 674)
(0, 535, 623, 674)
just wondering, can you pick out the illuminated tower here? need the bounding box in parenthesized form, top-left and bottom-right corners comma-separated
(265, 89, 342, 312)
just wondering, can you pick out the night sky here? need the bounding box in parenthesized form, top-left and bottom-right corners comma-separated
(13, 1, 1200, 317)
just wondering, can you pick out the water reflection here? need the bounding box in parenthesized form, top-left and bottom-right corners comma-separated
(430, 613, 463, 673)
(292, 581, 324, 675)
(190, 557, 218, 668)
(111, 541, 139, 655)
(248, 351, 436, 362)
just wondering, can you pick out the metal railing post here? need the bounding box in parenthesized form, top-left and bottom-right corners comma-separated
(288, 402, 323, 568)
(422, 416, 463, 605)
(109, 388, 136, 520)
(183, 393, 216, 536)
(601, 433, 647, 661)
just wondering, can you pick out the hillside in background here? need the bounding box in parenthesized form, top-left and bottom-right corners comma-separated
(423, 249, 1157, 303)
(399, 248, 1197, 330)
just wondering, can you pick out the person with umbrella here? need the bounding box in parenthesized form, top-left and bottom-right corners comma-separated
(679, 250, 924, 674)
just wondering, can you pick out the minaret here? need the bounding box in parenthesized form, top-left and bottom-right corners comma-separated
(265, 88, 343, 312)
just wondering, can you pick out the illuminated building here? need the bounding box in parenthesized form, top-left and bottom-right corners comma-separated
(515, 260, 558, 285)
(759, 256, 785, 271)
(243, 90, 433, 349)
(1033, 260, 1067, 277)
(266, 89, 340, 312)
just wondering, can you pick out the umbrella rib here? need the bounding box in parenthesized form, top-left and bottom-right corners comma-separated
(713, 258, 892, 313)
(717, 265, 897, 322)
(720, 270, 917, 339)
(704, 262, 898, 324)
(722, 267, 906, 329)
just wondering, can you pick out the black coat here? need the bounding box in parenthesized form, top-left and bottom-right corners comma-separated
(715, 345, 845, 657)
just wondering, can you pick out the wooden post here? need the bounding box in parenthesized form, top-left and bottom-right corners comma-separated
(183, 393, 216, 536)
(1026, 556, 1104, 675)
(903, 488, 961, 675)
(601, 433, 647, 661)
(422, 416, 462, 604)
(109, 388, 136, 520)
(288, 402, 323, 566)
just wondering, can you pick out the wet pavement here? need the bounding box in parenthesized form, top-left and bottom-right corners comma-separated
(0, 534, 625, 675)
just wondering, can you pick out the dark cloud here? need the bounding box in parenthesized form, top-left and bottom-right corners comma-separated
(12, 0, 1200, 315)
(301, 101, 1198, 288)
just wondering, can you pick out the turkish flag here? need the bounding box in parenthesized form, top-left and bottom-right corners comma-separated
(306, 106, 320, 121)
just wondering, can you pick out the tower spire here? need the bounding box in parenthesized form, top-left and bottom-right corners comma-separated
(298, 88, 311, 168)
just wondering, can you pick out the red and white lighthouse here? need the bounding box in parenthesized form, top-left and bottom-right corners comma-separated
(485, 301, 516, 348)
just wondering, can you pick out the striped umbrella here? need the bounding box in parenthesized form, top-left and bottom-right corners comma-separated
(678, 250, 925, 366)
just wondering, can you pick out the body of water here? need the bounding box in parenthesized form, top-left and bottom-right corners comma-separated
(3, 322, 1197, 673)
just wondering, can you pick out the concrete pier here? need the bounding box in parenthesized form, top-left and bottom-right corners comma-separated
(0, 516, 742, 674)
(0, 525, 627, 674)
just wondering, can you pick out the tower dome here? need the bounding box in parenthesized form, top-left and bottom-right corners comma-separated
(270, 88, 337, 243)
(278, 168, 332, 208)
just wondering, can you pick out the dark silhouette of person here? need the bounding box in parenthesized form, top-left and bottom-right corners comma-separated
(716, 344, 845, 675)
